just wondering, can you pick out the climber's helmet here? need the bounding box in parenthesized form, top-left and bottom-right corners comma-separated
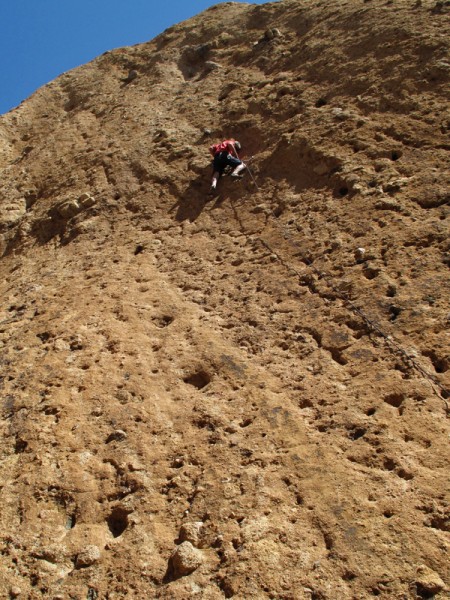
(234, 141, 241, 152)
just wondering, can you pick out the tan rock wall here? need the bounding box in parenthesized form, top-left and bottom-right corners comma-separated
(0, 0, 448, 598)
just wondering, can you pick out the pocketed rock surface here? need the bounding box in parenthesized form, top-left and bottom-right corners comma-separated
(0, 1, 449, 598)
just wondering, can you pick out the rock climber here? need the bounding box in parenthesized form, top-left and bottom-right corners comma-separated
(209, 139, 246, 191)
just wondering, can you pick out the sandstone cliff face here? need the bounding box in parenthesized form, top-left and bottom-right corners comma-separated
(0, 1, 449, 598)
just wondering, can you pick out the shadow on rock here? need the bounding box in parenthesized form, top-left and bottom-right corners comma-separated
(169, 170, 251, 222)
(169, 172, 213, 222)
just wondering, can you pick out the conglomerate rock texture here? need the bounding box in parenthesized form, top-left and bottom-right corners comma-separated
(0, 1, 449, 598)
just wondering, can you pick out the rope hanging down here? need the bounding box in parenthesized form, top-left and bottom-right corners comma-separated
(255, 225, 449, 415)
(221, 150, 447, 413)
(230, 145, 259, 190)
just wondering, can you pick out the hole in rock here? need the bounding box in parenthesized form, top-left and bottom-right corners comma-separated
(363, 267, 379, 280)
(273, 205, 283, 218)
(330, 348, 348, 365)
(390, 150, 402, 161)
(299, 398, 314, 409)
(338, 186, 349, 197)
(217, 577, 234, 599)
(397, 468, 414, 480)
(323, 532, 334, 550)
(194, 416, 215, 431)
(386, 285, 397, 298)
(37, 332, 51, 343)
(134, 244, 144, 255)
(184, 370, 211, 390)
(417, 583, 439, 599)
(422, 350, 448, 373)
(66, 514, 77, 529)
(384, 393, 404, 408)
(389, 305, 402, 321)
(383, 458, 396, 471)
(315, 97, 327, 107)
(14, 438, 28, 453)
(107, 506, 130, 538)
(154, 315, 174, 328)
(349, 427, 367, 440)
(428, 515, 450, 532)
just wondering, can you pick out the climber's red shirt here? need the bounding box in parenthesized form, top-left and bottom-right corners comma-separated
(209, 140, 237, 157)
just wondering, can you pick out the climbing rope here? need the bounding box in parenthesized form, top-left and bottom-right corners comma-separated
(208, 145, 448, 413)
(230, 145, 259, 190)
(243, 159, 259, 191)
(255, 213, 449, 415)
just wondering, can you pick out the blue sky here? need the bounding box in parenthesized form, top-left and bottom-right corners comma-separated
(0, 0, 272, 115)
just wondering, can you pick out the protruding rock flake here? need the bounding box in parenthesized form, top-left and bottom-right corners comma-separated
(178, 521, 205, 547)
(171, 541, 204, 577)
(415, 564, 447, 596)
(0, 0, 449, 598)
(75, 545, 101, 568)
